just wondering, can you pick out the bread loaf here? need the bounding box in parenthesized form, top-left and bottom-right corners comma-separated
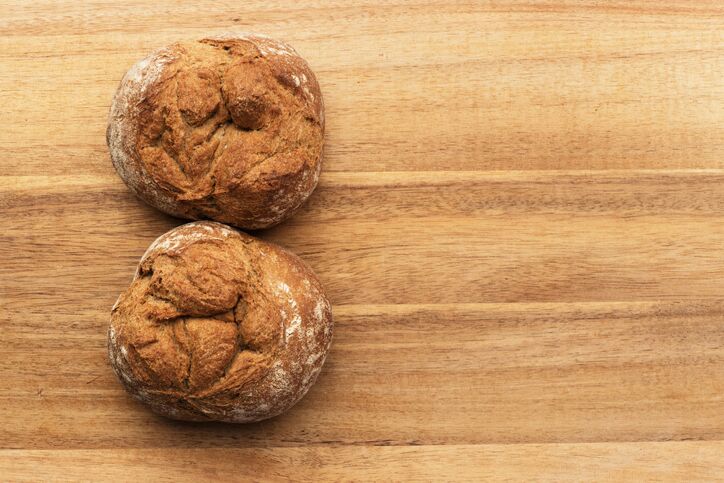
(108, 221, 333, 422)
(107, 34, 324, 229)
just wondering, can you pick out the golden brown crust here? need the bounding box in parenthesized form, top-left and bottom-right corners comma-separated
(108, 221, 333, 422)
(107, 34, 324, 229)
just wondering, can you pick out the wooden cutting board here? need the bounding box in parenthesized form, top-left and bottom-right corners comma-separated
(2, 1, 723, 480)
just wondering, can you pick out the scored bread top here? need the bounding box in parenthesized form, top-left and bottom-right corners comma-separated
(107, 34, 324, 229)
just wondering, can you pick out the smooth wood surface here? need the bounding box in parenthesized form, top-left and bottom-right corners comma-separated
(3, 443, 724, 482)
(2, 1, 723, 480)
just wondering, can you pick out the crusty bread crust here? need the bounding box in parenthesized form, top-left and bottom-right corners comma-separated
(108, 221, 333, 422)
(107, 34, 324, 229)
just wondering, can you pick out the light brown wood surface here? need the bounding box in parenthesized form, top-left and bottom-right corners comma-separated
(1, 1, 723, 481)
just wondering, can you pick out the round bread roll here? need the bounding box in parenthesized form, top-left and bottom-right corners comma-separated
(108, 221, 333, 422)
(107, 33, 324, 229)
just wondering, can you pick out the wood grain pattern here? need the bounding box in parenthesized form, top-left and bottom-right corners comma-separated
(2, 443, 724, 482)
(3, 300, 723, 449)
(2, 0, 723, 480)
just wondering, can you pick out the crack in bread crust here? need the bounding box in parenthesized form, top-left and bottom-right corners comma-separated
(107, 34, 325, 229)
(108, 221, 333, 423)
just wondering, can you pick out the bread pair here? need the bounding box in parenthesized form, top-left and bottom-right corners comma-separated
(106, 34, 332, 422)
